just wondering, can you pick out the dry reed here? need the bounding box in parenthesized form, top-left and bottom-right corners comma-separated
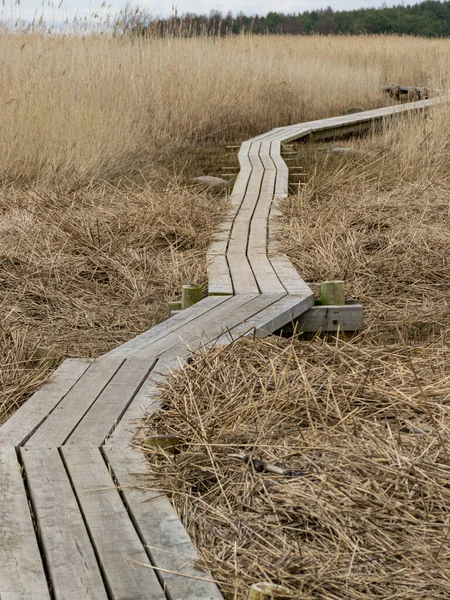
(141, 336, 450, 599)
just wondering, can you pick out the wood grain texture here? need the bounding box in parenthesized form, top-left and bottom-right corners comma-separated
(105, 448, 223, 600)
(214, 294, 313, 344)
(131, 294, 260, 358)
(293, 303, 364, 332)
(0, 447, 50, 600)
(21, 447, 107, 600)
(25, 358, 124, 448)
(62, 446, 166, 600)
(66, 358, 156, 447)
(0, 359, 92, 447)
(105, 357, 183, 449)
(101, 296, 230, 360)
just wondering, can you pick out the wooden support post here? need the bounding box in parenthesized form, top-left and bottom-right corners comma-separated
(321, 280, 345, 306)
(248, 582, 293, 599)
(168, 301, 182, 317)
(181, 284, 202, 310)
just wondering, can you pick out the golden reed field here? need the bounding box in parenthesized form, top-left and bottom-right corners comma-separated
(3, 29, 450, 598)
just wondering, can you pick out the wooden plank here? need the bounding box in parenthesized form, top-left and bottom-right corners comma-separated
(62, 446, 166, 600)
(105, 448, 223, 600)
(101, 296, 230, 361)
(270, 140, 290, 200)
(168, 293, 285, 352)
(214, 293, 313, 344)
(105, 357, 184, 450)
(292, 303, 364, 333)
(20, 447, 108, 600)
(0, 359, 92, 447)
(247, 253, 286, 294)
(259, 140, 277, 170)
(25, 358, 124, 448)
(269, 255, 313, 296)
(131, 294, 260, 358)
(207, 254, 234, 296)
(226, 252, 259, 294)
(0, 447, 50, 600)
(66, 358, 156, 447)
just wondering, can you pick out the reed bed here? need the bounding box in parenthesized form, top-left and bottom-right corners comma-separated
(4, 31, 442, 422)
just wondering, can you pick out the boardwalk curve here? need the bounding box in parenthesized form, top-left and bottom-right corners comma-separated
(1, 92, 448, 599)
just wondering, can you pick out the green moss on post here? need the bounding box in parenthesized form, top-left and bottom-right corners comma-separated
(181, 284, 202, 310)
(168, 301, 182, 317)
(320, 280, 345, 306)
(248, 583, 293, 600)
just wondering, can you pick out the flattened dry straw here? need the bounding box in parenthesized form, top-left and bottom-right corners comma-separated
(141, 336, 450, 598)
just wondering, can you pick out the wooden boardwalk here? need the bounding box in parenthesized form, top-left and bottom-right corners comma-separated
(1, 93, 448, 599)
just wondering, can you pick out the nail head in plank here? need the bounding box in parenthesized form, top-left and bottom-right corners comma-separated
(293, 303, 364, 333)
(0, 359, 92, 447)
(21, 447, 108, 600)
(62, 446, 166, 600)
(25, 358, 124, 448)
(105, 448, 223, 600)
(66, 358, 156, 448)
(0, 447, 50, 599)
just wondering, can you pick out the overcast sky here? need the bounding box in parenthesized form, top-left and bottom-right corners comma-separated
(1, 0, 411, 22)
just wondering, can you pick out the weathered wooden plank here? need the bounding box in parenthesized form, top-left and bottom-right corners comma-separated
(66, 358, 156, 447)
(131, 294, 260, 358)
(105, 448, 223, 600)
(101, 296, 230, 361)
(270, 140, 290, 200)
(259, 140, 277, 170)
(0, 447, 50, 600)
(226, 252, 259, 294)
(269, 255, 313, 296)
(214, 293, 313, 344)
(292, 303, 364, 333)
(25, 358, 124, 448)
(105, 357, 184, 449)
(20, 447, 108, 600)
(207, 254, 234, 296)
(0, 359, 92, 447)
(247, 253, 286, 294)
(62, 446, 166, 600)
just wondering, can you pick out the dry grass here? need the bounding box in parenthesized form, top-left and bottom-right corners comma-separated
(141, 336, 450, 599)
(1, 34, 449, 189)
(4, 28, 450, 592)
(0, 181, 225, 424)
(4, 32, 443, 422)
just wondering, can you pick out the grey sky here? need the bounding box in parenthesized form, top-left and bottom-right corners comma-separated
(1, 0, 409, 21)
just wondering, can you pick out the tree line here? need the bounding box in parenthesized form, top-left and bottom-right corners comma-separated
(123, 1, 450, 37)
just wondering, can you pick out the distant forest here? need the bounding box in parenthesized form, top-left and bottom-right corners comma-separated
(131, 1, 450, 37)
